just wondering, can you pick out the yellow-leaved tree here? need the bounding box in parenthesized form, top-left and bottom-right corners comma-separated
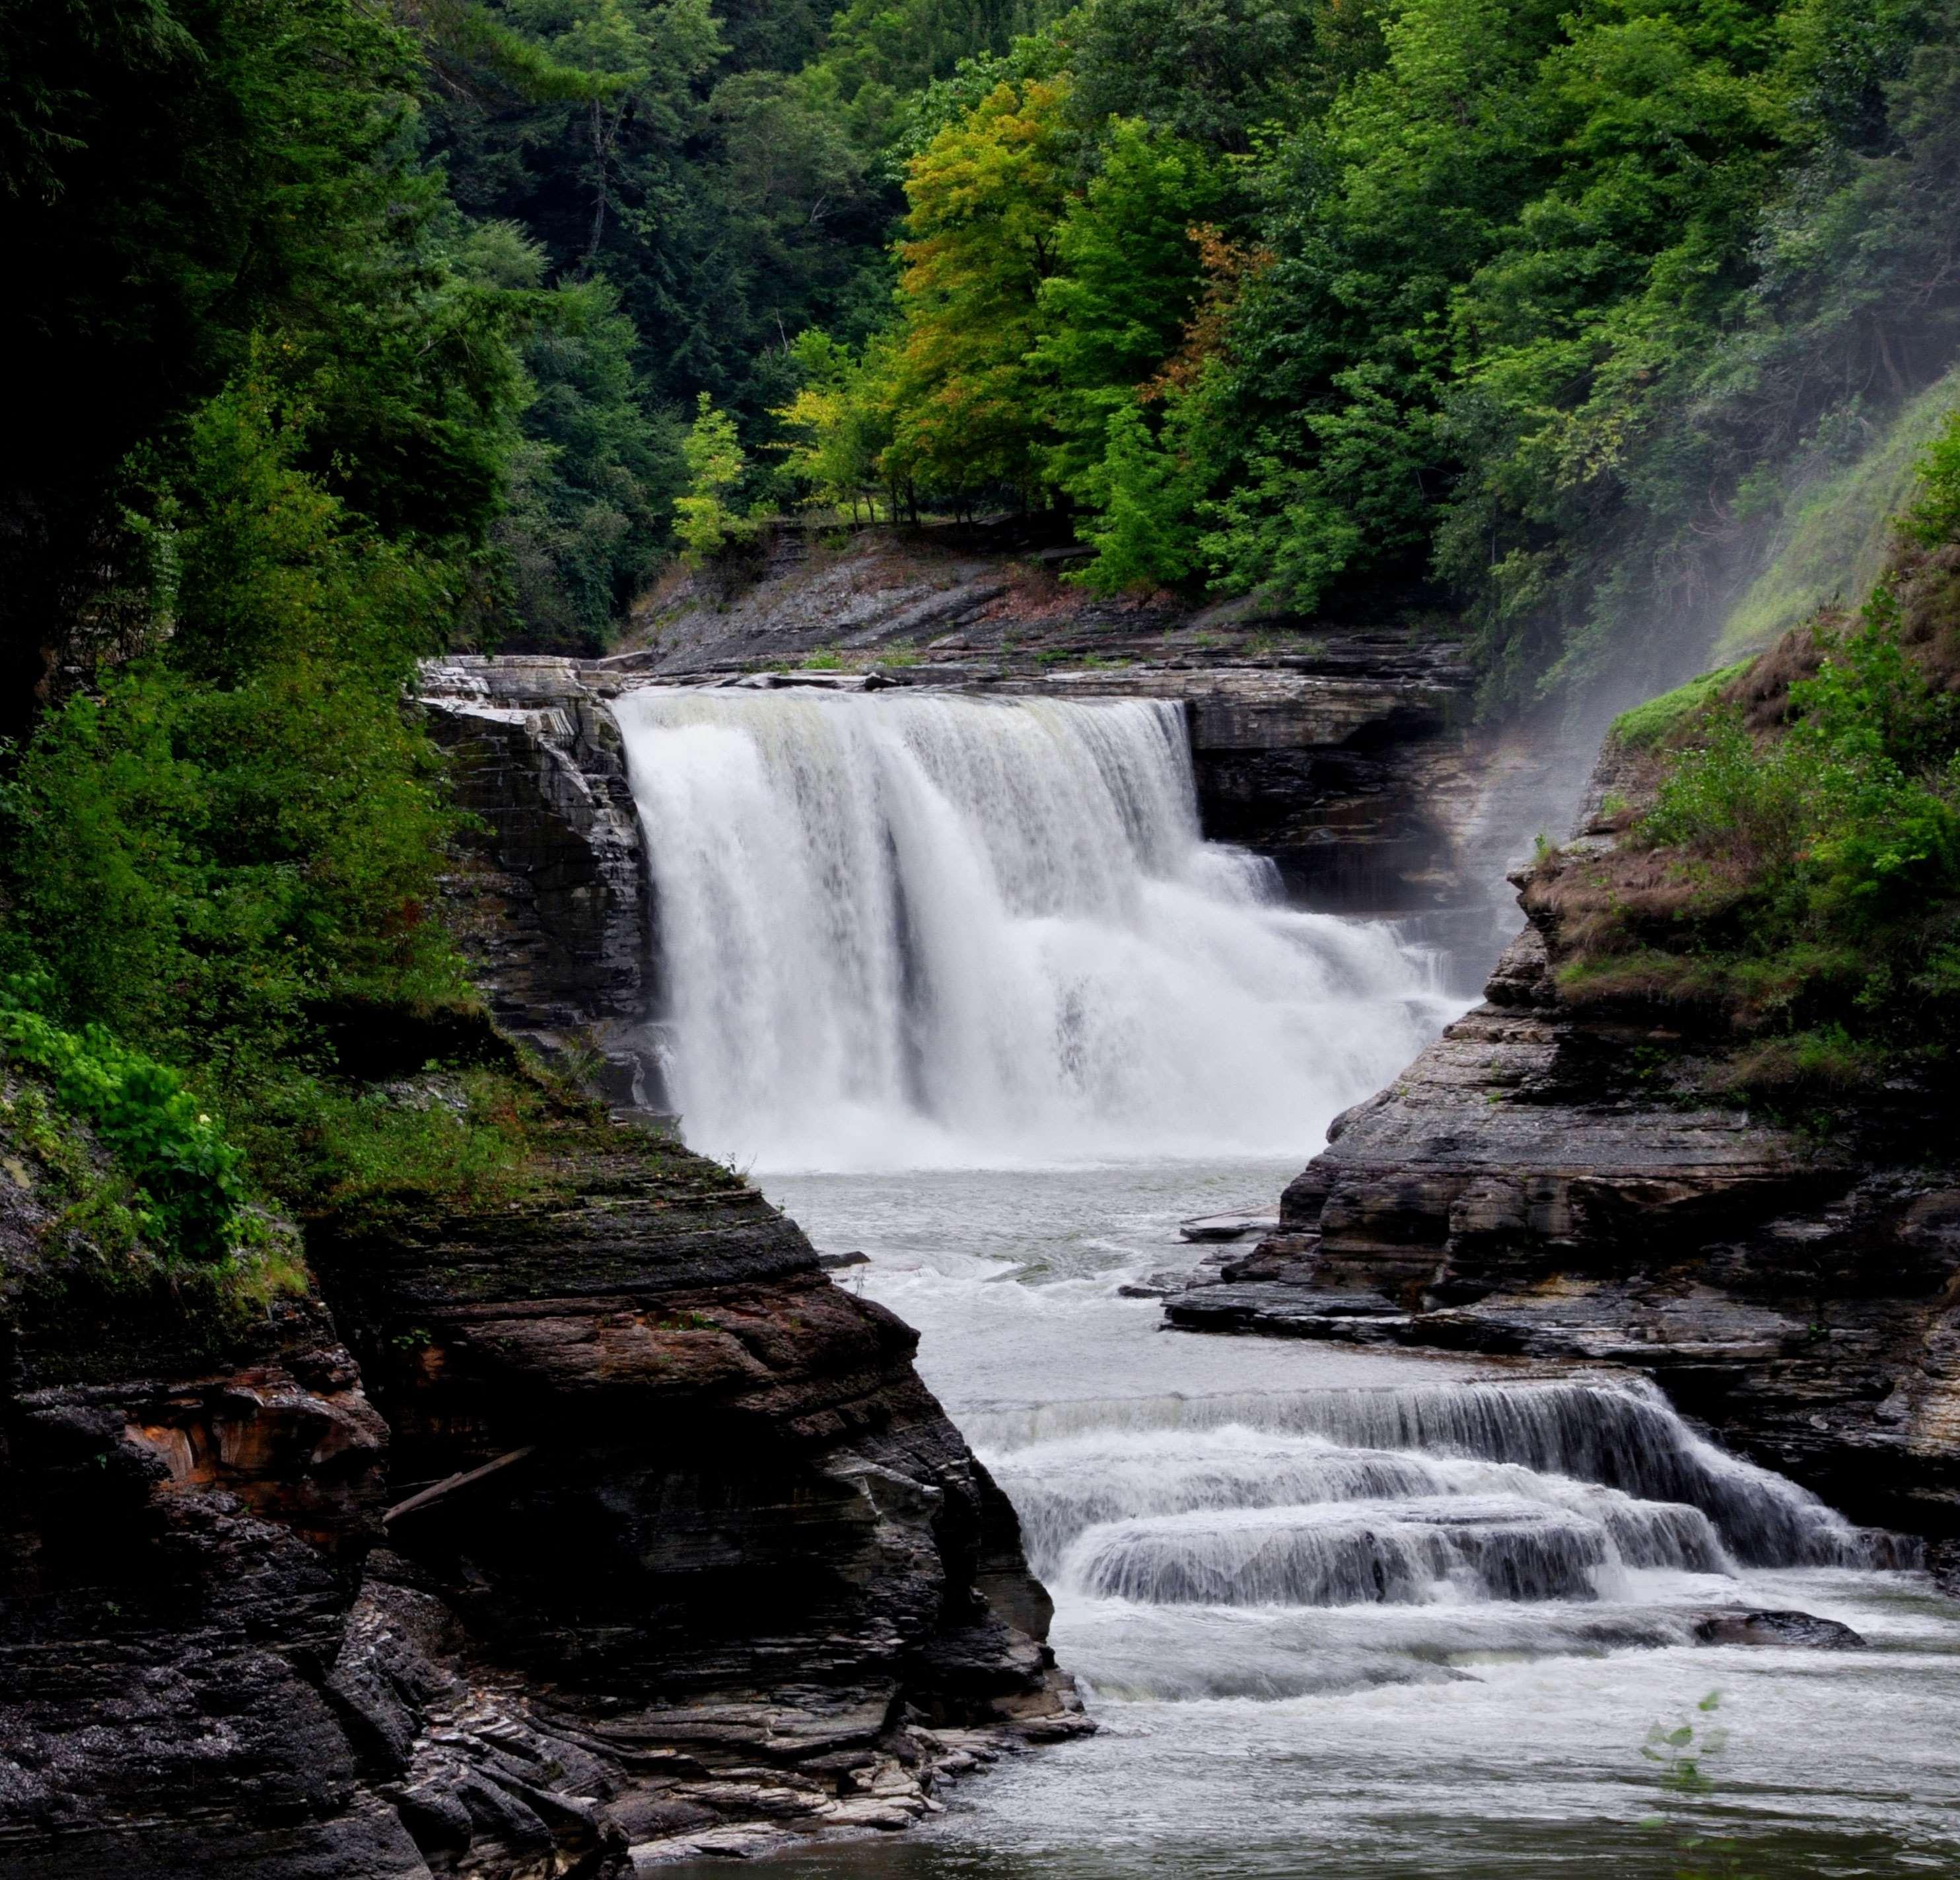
(880, 76, 1073, 508)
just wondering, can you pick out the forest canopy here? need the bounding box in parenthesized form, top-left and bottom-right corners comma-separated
(6, 0, 1960, 1276)
(15, 0, 1960, 678)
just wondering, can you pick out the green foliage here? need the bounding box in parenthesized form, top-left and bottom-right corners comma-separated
(774, 0, 1960, 691)
(3, 374, 466, 1069)
(1073, 398, 1214, 590)
(0, 987, 247, 1262)
(1068, 0, 1358, 152)
(818, 0, 1073, 152)
(1581, 523, 1960, 1068)
(674, 392, 765, 563)
(252, 1065, 538, 1219)
(1907, 403, 1960, 546)
(1638, 1691, 1767, 1880)
(1, 0, 529, 701)
(485, 237, 682, 650)
(883, 75, 1076, 501)
(1718, 371, 1960, 656)
(1034, 120, 1225, 501)
(1642, 586, 1960, 937)
(1610, 663, 1755, 750)
(773, 330, 897, 519)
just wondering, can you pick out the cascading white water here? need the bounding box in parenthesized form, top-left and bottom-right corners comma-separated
(610, 691, 1960, 1875)
(981, 1377, 1870, 1619)
(613, 688, 1454, 1168)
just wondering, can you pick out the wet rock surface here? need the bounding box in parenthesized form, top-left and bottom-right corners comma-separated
(421, 657, 658, 1108)
(1692, 1609, 1867, 1650)
(1164, 908, 1960, 1554)
(310, 1104, 1087, 1875)
(0, 1102, 1086, 1878)
(0, 1269, 413, 1879)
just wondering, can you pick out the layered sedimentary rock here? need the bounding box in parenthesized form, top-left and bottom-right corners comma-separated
(0, 664, 1084, 1877)
(421, 621, 1545, 992)
(314, 1097, 1084, 1874)
(0, 1100, 1080, 1879)
(0, 1198, 412, 1878)
(1166, 909, 1960, 1561)
(420, 656, 656, 1106)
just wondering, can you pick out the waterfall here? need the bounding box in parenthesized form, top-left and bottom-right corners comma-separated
(614, 688, 1454, 1169)
(969, 1377, 1871, 1570)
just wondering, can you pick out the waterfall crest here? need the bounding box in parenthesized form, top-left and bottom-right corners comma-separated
(615, 689, 1453, 1168)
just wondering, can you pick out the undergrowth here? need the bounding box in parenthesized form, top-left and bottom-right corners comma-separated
(0, 978, 248, 1261)
(1542, 431, 1960, 1103)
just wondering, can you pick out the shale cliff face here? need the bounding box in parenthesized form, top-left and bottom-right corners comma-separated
(423, 600, 1549, 992)
(0, 1196, 409, 1878)
(311, 1098, 1081, 1873)
(0, 674, 1083, 1879)
(1168, 843, 1960, 1564)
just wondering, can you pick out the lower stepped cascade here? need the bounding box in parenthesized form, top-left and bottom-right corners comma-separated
(971, 1374, 1888, 1641)
(1067, 1496, 1617, 1607)
(967, 1375, 1879, 1571)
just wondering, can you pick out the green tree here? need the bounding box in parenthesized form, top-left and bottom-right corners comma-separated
(1074, 392, 1217, 589)
(1068, 0, 1370, 151)
(1033, 119, 1226, 501)
(774, 331, 897, 520)
(882, 75, 1074, 504)
(0, 0, 524, 728)
(674, 392, 763, 562)
(5, 368, 465, 1067)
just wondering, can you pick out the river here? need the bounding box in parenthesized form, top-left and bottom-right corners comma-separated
(613, 687, 1960, 1879)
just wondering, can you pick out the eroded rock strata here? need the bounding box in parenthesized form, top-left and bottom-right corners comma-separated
(317, 1099, 1084, 1873)
(0, 675, 1084, 1877)
(1167, 901, 1960, 1565)
(0, 1101, 1082, 1879)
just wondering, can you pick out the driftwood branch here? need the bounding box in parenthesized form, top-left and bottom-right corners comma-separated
(383, 1445, 539, 1526)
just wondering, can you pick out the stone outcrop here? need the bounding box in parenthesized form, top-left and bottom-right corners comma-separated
(420, 657, 658, 1108)
(1165, 901, 1960, 1566)
(0, 664, 1086, 1876)
(310, 1097, 1084, 1875)
(0, 1186, 411, 1878)
(0, 1088, 1083, 1880)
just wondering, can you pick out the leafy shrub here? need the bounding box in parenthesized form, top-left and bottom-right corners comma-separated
(0, 987, 247, 1261)
(0, 374, 470, 1071)
(1640, 585, 1960, 938)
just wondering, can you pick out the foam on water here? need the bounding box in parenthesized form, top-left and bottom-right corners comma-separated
(993, 1426, 1733, 1582)
(971, 1376, 1868, 1568)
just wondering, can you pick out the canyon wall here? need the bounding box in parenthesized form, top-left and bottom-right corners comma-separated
(0, 677, 1084, 1879)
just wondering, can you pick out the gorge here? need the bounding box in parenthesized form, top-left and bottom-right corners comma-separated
(428, 638, 1958, 1873)
(6, 582, 1958, 1875)
(13, 0, 1960, 1870)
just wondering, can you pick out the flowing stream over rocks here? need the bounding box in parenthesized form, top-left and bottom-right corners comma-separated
(615, 692, 1960, 1878)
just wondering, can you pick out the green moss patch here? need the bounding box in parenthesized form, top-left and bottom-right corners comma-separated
(1609, 661, 1756, 751)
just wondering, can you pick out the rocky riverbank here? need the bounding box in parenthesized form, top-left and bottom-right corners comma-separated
(0, 713, 1086, 1879)
(1163, 788, 1960, 1574)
